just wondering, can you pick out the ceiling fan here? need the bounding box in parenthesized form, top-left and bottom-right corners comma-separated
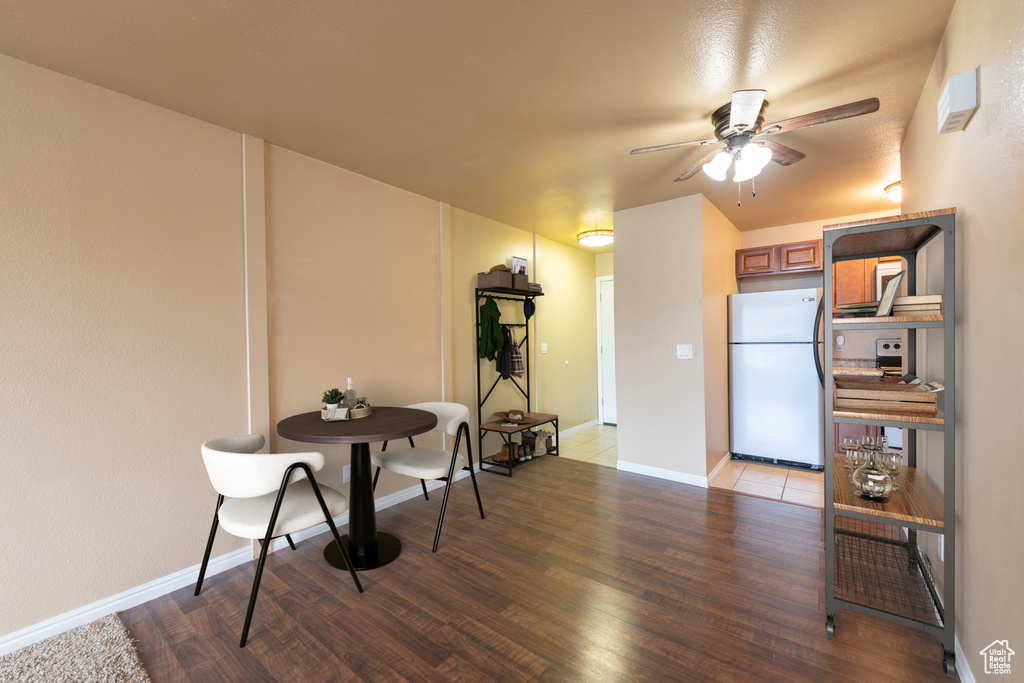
(630, 90, 880, 183)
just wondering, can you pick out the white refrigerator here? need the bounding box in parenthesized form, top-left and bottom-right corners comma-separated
(728, 288, 824, 468)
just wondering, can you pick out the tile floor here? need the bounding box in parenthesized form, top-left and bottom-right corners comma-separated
(558, 427, 823, 510)
(557, 424, 618, 468)
(709, 459, 824, 508)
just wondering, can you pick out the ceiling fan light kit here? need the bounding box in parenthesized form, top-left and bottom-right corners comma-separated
(702, 151, 732, 181)
(577, 228, 614, 247)
(631, 90, 881, 193)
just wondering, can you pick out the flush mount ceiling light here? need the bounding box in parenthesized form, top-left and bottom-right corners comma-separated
(577, 228, 614, 247)
(885, 181, 902, 202)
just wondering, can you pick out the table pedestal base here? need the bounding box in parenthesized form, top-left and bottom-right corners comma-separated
(324, 533, 401, 571)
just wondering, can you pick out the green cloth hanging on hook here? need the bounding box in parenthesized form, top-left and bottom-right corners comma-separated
(478, 296, 503, 360)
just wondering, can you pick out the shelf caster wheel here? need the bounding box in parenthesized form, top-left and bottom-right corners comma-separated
(942, 650, 956, 677)
(826, 615, 835, 638)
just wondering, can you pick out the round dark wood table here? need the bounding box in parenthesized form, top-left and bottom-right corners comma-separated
(277, 406, 437, 570)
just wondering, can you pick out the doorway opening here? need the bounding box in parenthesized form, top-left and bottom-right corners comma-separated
(597, 276, 616, 426)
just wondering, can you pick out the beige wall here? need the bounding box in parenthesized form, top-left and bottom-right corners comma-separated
(900, 0, 1024, 663)
(264, 145, 445, 496)
(614, 195, 707, 479)
(595, 252, 614, 277)
(449, 209, 536, 449)
(700, 198, 741, 473)
(449, 209, 599, 465)
(739, 210, 897, 249)
(0, 55, 248, 634)
(534, 236, 598, 429)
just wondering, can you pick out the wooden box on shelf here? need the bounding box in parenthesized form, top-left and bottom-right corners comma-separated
(478, 270, 513, 289)
(834, 379, 937, 415)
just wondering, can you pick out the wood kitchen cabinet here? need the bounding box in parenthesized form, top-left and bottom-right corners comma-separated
(831, 255, 902, 312)
(735, 239, 822, 278)
(779, 240, 822, 273)
(735, 246, 774, 277)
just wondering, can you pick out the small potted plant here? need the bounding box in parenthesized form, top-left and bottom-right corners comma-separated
(322, 388, 344, 409)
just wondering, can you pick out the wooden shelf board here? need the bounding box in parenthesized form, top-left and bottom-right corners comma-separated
(832, 457, 944, 528)
(833, 314, 943, 326)
(824, 208, 955, 232)
(833, 407, 944, 426)
(824, 209, 955, 259)
(480, 412, 558, 434)
(476, 287, 542, 297)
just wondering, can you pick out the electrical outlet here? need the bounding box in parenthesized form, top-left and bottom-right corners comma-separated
(343, 465, 350, 483)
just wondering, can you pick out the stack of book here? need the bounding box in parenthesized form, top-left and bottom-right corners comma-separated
(835, 301, 880, 317)
(891, 294, 942, 315)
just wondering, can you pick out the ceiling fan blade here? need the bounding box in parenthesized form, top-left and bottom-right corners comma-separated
(630, 138, 718, 155)
(762, 139, 806, 166)
(674, 150, 721, 182)
(730, 89, 767, 131)
(763, 97, 880, 135)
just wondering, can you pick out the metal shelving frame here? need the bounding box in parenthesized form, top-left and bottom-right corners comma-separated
(822, 210, 957, 676)
(474, 287, 555, 476)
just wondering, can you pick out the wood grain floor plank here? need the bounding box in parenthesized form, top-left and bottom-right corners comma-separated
(124, 456, 956, 681)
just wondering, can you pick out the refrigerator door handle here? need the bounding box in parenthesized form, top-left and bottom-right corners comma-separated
(813, 299, 824, 387)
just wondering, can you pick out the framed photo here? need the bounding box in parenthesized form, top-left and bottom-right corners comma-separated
(875, 261, 903, 300)
(511, 256, 528, 276)
(875, 270, 905, 317)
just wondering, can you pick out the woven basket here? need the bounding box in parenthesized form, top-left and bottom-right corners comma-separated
(349, 403, 373, 419)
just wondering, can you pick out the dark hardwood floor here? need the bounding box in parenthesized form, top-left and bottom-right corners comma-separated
(121, 456, 957, 682)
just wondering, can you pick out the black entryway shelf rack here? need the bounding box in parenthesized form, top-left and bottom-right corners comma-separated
(474, 287, 558, 476)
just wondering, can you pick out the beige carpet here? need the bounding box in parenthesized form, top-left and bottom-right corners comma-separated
(0, 614, 150, 683)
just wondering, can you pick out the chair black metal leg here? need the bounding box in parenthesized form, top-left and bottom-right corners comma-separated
(461, 426, 485, 519)
(432, 450, 463, 552)
(194, 494, 224, 596)
(285, 534, 296, 550)
(305, 472, 363, 594)
(372, 466, 381, 492)
(467, 454, 485, 520)
(240, 512, 280, 647)
(420, 479, 430, 500)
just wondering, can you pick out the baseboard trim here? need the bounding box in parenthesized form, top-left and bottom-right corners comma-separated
(0, 469, 475, 656)
(616, 460, 708, 488)
(559, 419, 599, 438)
(706, 452, 732, 486)
(955, 634, 975, 683)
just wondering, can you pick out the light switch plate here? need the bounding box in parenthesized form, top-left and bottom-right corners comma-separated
(676, 344, 693, 359)
(541, 343, 548, 354)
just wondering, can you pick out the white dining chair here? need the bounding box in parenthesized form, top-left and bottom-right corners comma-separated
(371, 402, 485, 552)
(195, 434, 363, 647)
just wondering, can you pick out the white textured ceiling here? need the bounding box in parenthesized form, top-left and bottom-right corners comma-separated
(0, 1, 954, 247)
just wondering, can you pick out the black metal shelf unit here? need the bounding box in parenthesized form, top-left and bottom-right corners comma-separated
(474, 287, 556, 475)
(822, 210, 957, 677)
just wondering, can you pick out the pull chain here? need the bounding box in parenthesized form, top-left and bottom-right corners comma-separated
(737, 181, 742, 207)
(752, 175, 757, 198)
